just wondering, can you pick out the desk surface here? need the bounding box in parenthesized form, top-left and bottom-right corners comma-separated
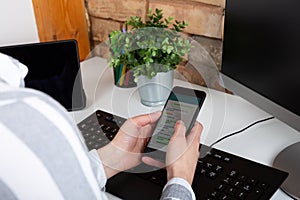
(71, 57, 300, 200)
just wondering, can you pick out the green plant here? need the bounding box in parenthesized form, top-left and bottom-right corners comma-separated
(108, 8, 192, 81)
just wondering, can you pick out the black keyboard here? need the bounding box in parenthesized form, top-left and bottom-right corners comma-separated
(78, 109, 288, 200)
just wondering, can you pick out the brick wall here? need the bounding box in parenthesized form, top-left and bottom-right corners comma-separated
(85, 0, 225, 86)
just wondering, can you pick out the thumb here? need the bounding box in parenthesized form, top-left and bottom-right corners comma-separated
(142, 156, 165, 169)
(170, 120, 186, 142)
(187, 122, 202, 146)
(131, 111, 161, 127)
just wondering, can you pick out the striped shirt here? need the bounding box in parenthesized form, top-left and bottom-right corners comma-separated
(0, 86, 195, 200)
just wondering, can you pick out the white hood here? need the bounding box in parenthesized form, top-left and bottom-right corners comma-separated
(0, 52, 28, 88)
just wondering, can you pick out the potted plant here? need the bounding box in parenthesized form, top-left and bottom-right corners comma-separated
(108, 8, 192, 106)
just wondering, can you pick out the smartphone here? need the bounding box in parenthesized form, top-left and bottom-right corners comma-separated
(144, 86, 206, 162)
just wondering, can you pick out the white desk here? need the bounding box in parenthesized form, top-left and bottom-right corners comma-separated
(71, 57, 300, 200)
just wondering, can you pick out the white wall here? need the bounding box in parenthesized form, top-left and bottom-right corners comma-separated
(0, 0, 39, 47)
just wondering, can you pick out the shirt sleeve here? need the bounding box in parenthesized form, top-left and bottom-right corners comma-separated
(0, 88, 108, 200)
(88, 149, 108, 191)
(160, 177, 196, 200)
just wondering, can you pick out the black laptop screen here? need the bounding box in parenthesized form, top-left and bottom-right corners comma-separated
(0, 40, 86, 111)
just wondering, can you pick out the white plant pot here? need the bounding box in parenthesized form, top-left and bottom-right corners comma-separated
(137, 70, 174, 107)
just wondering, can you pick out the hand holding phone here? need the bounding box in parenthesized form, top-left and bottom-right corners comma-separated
(165, 120, 203, 184)
(144, 86, 206, 162)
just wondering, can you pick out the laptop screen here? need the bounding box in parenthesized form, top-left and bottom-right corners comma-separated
(0, 40, 86, 111)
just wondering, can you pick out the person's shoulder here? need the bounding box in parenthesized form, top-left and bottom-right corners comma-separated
(2, 87, 60, 107)
(1, 86, 70, 120)
(1, 85, 50, 99)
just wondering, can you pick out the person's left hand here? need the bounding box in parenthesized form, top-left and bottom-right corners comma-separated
(97, 111, 161, 179)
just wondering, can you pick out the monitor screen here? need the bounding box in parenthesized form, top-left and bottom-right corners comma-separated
(221, 0, 300, 131)
(0, 40, 86, 111)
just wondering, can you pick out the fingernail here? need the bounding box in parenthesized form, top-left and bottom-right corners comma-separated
(194, 121, 201, 126)
(176, 120, 185, 125)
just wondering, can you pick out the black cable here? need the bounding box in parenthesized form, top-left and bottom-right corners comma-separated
(209, 116, 275, 148)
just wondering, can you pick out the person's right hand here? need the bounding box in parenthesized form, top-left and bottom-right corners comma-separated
(143, 120, 203, 185)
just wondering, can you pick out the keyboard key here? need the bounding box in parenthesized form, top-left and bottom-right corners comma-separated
(115, 120, 121, 125)
(217, 184, 228, 191)
(210, 191, 220, 198)
(197, 159, 204, 165)
(247, 178, 258, 185)
(105, 116, 114, 122)
(237, 175, 247, 181)
(94, 143, 101, 149)
(199, 168, 207, 176)
(205, 162, 213, 169)
(257, 182, 269, 189)
(247, 188, 264, 200)
(86, 119, 93, 124)
(149, 170, 167, 186)
(105, 133, 115, 140)
(96, 137, 103, 142)
(236, 190, 247, 199)
(242, 184, 253, 192)
(89, 135, 97, 140)
(83, 132, 91, 137)
(111, 128, 118, 133)
(89, 127, 96, 132)
(215, 165, 223, 172)
(87, 140, 96, 147)
(207, 171, 218, 179)
(220, 194, 230, 200)
(205, 195, 215, 200)
(92, 122, 99, 126)
(232, 180, 242, 187)
(229, 170, 239, 178)
(96, 112, 102, 118)
(103, 126, 112, 132)
(79, 123, 89, 130)
(223, 177, 233, 184)
(96, 129, 104, 135)
(206, 151, 213, 157)
(223, 157, 231, 163)
(98, 123, 105, 128)
(214, 153, 223, 160)
(225, 187, 237, 196)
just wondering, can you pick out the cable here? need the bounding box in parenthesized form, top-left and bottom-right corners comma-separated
(209, 116, 275, 148)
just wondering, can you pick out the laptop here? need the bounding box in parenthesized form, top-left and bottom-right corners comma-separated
(0, 39, 86, 111)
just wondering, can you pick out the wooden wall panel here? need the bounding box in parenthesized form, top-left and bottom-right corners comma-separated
(86, 0, 148, 22)
(32, 0, 90, 61)
(149, 0, 224, 39)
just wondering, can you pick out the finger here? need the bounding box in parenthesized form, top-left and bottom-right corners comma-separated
(119, 111, 161, 138)
(170, 120, 186, 142)
(131, 111, 162, 127)
(187, 122, 202, 146)
(140, 123, 155, 138)
(142, 156, 165, 169)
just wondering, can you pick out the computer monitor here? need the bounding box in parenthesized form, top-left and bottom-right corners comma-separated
(221, 0, 300, 198)
(0, 40, 86, 111)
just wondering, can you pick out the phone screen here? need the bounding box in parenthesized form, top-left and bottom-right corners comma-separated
(146, 87, 206, 155)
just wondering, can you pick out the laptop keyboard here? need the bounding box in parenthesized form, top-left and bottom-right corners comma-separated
(78, 109, 288, 200)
